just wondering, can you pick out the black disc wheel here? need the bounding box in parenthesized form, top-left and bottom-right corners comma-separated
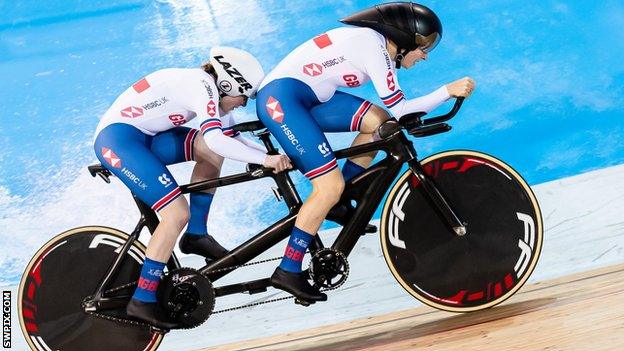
(18, 226, 163, 350)
(380, 151, 543, 312)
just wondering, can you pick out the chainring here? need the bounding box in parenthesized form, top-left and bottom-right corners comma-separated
(157, 267, 215, 329)
(309, 248, 349, 290)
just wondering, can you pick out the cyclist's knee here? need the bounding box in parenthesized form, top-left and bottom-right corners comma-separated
(158, 197, 190, 228)
(194, 136, 224, 170)
(360, 105, 390, 134)
(311, 170, 345, 205)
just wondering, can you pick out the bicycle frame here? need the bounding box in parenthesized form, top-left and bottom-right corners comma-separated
(86, 99, 467, 309)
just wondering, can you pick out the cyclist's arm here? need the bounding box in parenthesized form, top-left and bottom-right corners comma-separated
(221, 113, 267, 152)
(233, 134, 267, 152)
(204, 129, 266, 165)
(359, 40, 450, 117)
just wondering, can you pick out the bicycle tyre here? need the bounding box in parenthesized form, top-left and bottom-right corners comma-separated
(18, 226, 163, 350)
(380, 150, 543, 312)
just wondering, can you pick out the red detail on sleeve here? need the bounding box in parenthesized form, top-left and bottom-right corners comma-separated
(132, 78, 150, 93)
(313, 33, 332, 49)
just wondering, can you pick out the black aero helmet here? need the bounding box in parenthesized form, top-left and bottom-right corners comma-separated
(341, 2, 442, 67)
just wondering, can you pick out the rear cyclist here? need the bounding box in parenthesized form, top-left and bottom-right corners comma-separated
(256, 2, 475, 301)
(94, 47, 291, 328)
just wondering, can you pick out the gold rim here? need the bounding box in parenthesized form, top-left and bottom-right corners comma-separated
(17, 226, 162, 350)
(380, 150, 543, 312)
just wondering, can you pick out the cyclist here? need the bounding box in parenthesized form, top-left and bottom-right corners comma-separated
(94, 47, 291, 328)
(256, 2, 475, 302)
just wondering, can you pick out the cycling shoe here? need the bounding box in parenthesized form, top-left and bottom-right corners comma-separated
(126, 299, 177, 330)
(179, 233, 229, 260)
(270, 267, 327, 302)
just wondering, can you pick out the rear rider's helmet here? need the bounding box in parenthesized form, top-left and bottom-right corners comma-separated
(209, 47, 265, 99)
(341, 2, 442, 67)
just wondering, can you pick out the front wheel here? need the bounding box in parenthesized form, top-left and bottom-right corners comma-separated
(380, 150, 543, 312)
(18, 226, 163, 350)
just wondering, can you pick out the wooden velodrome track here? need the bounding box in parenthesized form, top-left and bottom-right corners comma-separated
(201, 264, 624, 351)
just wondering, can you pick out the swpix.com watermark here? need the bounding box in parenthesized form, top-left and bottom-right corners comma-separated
(2, 291, 10, 348)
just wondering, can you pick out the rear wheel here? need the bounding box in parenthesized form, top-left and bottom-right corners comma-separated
(380, 150, 543, 312)
(18, 226, 163, 350)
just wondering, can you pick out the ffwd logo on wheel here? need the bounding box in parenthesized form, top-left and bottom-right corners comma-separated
(387, 182, 536, 279)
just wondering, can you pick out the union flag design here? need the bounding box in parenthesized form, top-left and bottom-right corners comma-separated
(132, 78, 150, 93)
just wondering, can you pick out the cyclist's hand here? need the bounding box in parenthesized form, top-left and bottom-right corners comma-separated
(263, 154, 292, 173)
(446, 77, 476, 98)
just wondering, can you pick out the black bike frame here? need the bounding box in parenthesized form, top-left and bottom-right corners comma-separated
(87, 98, 466, 308)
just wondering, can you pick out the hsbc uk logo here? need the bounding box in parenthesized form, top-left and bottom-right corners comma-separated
(101, 147, 121, 168)
(280, 124, 305, 155)
(266, 96, 284, 123)
(120, 167, 147, 190)
(120, 106, 144, 118)
(201, 79, 215, 97)
(302, 63, 323, 77)
(386, 71, 396, 92)
(142, 97, 169, 111)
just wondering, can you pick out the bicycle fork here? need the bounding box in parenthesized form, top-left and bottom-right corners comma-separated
(408, 159, 467, 236)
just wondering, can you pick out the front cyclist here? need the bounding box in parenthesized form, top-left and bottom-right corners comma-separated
(256, 2, 475, 302)
(94, 47, 291, 328)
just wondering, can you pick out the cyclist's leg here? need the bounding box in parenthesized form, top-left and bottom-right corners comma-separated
(150, 127, 228, 259)
(257, 79, 341, 300)
(94, 123, 185, 328)
(257, 79, 344, 234)
(95, 124, 189, 259)
(311, 91, 390, 179)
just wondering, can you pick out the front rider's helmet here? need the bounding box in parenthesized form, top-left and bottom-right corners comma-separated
(209, 46, 265, 99)
(340, 2, 442, 68)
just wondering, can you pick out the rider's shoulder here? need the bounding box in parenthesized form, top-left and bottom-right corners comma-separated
(163, 68, 217, 94)
(330, 26, 385, 44)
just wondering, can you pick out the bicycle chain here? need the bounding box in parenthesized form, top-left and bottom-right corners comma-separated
(85, 251, 348, 329)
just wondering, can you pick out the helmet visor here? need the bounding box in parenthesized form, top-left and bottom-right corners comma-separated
(415, 32, 441, 53)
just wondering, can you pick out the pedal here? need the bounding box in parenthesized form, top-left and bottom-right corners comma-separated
(294, 298, 315, 307)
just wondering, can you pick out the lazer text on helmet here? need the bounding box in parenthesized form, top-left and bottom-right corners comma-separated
(213, 55, 253, 93)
